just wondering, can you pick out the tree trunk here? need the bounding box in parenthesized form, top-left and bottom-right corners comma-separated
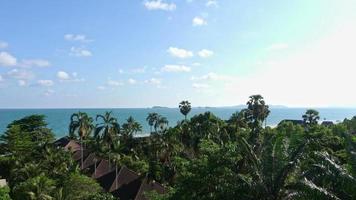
(80, 137, 83, 169)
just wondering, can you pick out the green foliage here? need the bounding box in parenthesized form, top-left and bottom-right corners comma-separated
(0, 186, 12, 200)
(61, 173, 102, 200)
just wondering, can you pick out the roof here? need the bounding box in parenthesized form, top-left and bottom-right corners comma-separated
(134, 177, 165, 200)
(111, 176, 143, 200)
(278, 119, 305, 126)
(321, 121, 334, 126)
(53, 137, 80, 152)
(72, 149, 91, 162)
(53, 137, 165, 199)
(92, 159, 114, 179)
(81, 153, 101, 169)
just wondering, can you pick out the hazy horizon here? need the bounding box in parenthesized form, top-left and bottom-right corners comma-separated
(1, 0, 356, 108)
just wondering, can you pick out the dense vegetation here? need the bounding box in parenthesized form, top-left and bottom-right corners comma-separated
(1, 95, 356, 199)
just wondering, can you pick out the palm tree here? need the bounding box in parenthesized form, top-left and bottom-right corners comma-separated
(155, 116, 168, 133)
(69, 112, 94, 168)
(95, 111, 120, 149)
(146, 113, 159, 133)
(122, 116, 142, 137)
(302, 109, 320, 126)
(246, 95, 270, 145)
(179, 100, 192, 121)
(112, 154, 122, 190)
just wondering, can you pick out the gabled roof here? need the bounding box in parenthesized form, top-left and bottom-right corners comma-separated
(134, 177, 165, 200)
(321, 121, 334, 126)
(96, 169, 117, 192)
(278, 119, 305, 126)
(53, 137, 80, 152)
(109, 166, 140, 192)
(81, 153, 101, 169)
(72, 149, 91, 162)
(92, 159, 114, 179)
(111, 176, 143, 200)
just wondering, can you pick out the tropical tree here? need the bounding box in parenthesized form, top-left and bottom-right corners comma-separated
(146, 113, 159, 133)
(246, 95, 270, 144)
(95, 111, 120, 149)
(303, 109, 320, 126)
(155, 116, 169, 133)
(12, 174, 56, 200)
(179, 101, 192, 121)
(69, 112, 94, 168)
(122, 116, 142, 139)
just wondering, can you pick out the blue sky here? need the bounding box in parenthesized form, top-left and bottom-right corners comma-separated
(0, 0, 355, 108)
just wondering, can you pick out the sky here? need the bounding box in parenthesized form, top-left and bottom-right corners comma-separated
(0, 0, 356, 108)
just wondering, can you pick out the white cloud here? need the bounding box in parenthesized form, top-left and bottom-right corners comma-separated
(128, 78, 137, 84)
(144, 0, 176, 11)
(192, 83, 209, 89)
(145, 78, 161, 85)
(192, 62, 201, 66)
(162, 65, 191, 72)
(18, 80, 26, 87)
(44, 89, 55, 96)
(0, 41, 8, 49)
(266, 43, 289, 51)
(64, 34, 90, 42)
(107, 80, 123, 87)
(97, 86, 106, 91)
(0, 75, 3, 82)
(192, 17, 207, 26)
(20, 59, 51, 68)
(37, 80, 54, 87)
(57, 71, 70, 80)
(69, 47, 92, 57)
(206, 0, 218, 7)
(0, 51, 17, 66)
(191, 72, 231, 81)
(7, 69, 34, 80)
(131, 66, 147, 73)
(198, 49, 214, 58)
(57, 71, 84, 82)
(222, 23, 356, 107)
(167, 47, 193, 58)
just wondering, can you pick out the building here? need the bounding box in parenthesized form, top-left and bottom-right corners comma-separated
(54, 137, 165, 199)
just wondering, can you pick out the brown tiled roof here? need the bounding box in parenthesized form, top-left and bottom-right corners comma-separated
(92, 159, 114, 179)
(72, 149, 91, 162)
(109, 166, 140, 192)
(53, 137, 165, 199)
(111, 176, 143, 200)
(96, 169, 118, 191)
(82, 153, 101, 169)
(134, 177, 165, 200)
(54, 137, 81, 152)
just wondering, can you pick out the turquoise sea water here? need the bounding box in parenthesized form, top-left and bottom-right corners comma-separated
(1, 108, 356, 138)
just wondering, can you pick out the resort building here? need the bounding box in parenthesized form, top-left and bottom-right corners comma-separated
(54, 137, 165, 200)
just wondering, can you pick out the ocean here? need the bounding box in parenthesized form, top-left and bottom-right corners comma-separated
(1, 108, 356, 138)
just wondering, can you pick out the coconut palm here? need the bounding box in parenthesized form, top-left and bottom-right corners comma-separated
(302, 109, 320, 126)
(146, 113, 159, 133)
(95, 111, 120, 149)
(155, 116, 169, 133)
(179, 100, 192, 121)
(69, 112, 94, 168)
(122, 116, 142, 137)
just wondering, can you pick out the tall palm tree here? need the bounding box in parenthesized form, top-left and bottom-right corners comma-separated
(112, 154, 122, 190)
(122, 116, 142, 137)
(302, 109, 320, 126)
(179, 100, 192, 121)
(69, 112, 94, 168)
(246, 95, 270, 144)
(95, 111, 120, 149)
(146, 113, 159, 133)
(155, 116, 168, 133)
